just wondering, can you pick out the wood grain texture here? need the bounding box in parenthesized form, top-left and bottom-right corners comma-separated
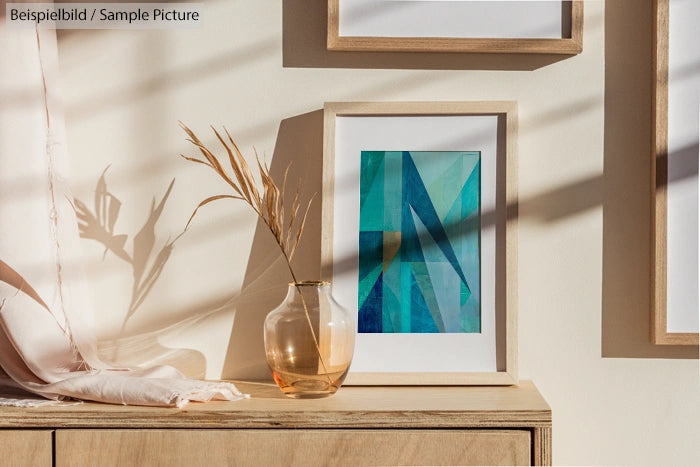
(533, 426, 552, 466)
(342, 371, 517, 386)
(0, 430, 53, 467)
(320, 105, 337, 285)
(0, 381, 550, 430)
(570, 1, 584, 48)
(56, 429, 531, 467)
(505, 106, 519, 383)
(327, 0, 583, 55)
(322, 101, 518, 385)
(650, 0, 699, 346)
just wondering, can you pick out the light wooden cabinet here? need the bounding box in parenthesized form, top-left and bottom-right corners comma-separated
(0, 430, 52, 467)
(0, 381, 551, 466)
(56, 429, 531, 466)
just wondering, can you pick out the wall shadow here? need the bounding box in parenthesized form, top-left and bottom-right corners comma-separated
(282, 0, 574, 71)
(601, 0, 697, 359)
(221, 110, 324, 380)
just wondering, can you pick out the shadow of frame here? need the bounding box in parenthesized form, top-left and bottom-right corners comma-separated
(221, 110, 324, 380)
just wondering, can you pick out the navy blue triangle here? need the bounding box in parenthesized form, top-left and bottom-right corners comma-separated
(402, 151, 469, 290)
(358, 273, 383, 333)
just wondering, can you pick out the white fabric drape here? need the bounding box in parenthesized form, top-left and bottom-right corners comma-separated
(0, 9, 246, 407)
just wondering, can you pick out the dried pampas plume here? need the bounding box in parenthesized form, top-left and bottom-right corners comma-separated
(179, 122, 332, 384)
(179, 121, 315, 282)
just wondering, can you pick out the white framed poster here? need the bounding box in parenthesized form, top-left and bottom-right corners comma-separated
(322, 102, 518, 385)
(327, 0, 583, 54)
(651, 0, 700, 345)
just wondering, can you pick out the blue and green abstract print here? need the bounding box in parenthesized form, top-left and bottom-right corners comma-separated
(358, 151, 481, 334)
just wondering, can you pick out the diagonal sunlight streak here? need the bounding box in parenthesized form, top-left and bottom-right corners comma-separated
(50, 73, 459, 194)
(63, 38, 278, 121)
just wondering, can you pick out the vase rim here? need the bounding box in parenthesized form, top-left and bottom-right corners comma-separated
(291, 280, 330, 287)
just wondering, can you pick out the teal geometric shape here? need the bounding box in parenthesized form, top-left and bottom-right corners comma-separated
(382, 282, 400, 333)
(444, 158, 480, 219)
(359, 151, 384, 209)
(444, 157, 480, 267)
(428, 156, 464, 221)
(400, 261, 412, 333)
(400, 201, 426, 264)
(410, 262, 445, 332)
(424, 261, 462, 333)
(383, 252, 403, 332)
(358, 231, 383, 282)
(383, 151, 402, 231)
(358, 230, 383, 333)
(358, 272, 383, 333)
(410, 205, 443, 263)
(446, 159, 480, 331)
(359, 156, 385, 231)
(460, 281, 480, 333)
(358, 263, 382, 312)
(409, 267, 439, 333)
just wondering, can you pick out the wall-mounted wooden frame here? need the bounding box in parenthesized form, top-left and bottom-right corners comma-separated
(651, 0, 699, 346)
(322, 101, 518, 385)
(327, 0, 583, 54)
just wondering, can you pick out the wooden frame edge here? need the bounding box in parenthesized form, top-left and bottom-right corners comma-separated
(326, 0, 340, 50)
(651, 0, 699, 346)
(505, 104, 519, 383)
(321, 103, 338, 285)
(328, 37, 582, 55)
(571, 0, 584, 52)
(651, 0, 668, 344)
(327, 0, 583, 55)
(323, 101, 519, 385)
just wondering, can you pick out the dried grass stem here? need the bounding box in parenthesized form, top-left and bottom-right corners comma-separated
(180, 122, 331, 386)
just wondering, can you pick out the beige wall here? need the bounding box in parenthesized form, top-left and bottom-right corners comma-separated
(57, 1, 699, 465)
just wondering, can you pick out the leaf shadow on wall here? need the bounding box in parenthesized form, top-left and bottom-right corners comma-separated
(74, 168, 211, 377)
(282, 0, 575, 71)
(221, 110, 324, 380)
(601, 0, 697, 359)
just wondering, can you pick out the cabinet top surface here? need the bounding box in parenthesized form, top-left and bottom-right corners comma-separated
(0, 380, 551, 429)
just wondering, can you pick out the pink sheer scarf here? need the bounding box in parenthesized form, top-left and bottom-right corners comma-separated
(0, 14, 246, 407)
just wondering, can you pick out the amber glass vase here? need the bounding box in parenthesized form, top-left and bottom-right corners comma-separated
(264, 281, 354, 398)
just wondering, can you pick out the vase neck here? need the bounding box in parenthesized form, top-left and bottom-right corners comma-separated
(290, 280, 329, 287)
(285, 281, 331, 304)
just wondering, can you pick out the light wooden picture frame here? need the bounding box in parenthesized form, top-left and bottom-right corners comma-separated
(651, 0, 699, 346)
(327, 0, 583, 54)
(322, 101, 518, 385)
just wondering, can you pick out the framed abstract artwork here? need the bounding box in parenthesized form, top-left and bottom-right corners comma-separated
(322, 102, 518, 385)
(651, 0, 699, 345)
(327, 0, 583, 54)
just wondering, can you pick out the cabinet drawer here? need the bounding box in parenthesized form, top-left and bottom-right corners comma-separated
(56, 429, 530, 466)
(0, 430, 53, 467)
